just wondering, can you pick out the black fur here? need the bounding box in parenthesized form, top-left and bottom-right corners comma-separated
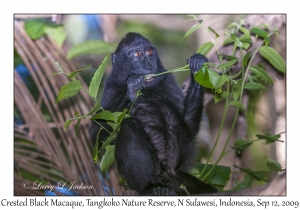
(90, 32, 217, 195)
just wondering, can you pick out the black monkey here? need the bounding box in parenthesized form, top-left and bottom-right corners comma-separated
(90, 32, 217, 195)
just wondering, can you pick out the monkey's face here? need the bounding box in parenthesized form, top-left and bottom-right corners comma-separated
(110, 33, 165, 85)
(126, 44, 158, 75)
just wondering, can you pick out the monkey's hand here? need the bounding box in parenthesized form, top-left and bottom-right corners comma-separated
(187, 53, 208, 74)
(126, 75, 144, 101)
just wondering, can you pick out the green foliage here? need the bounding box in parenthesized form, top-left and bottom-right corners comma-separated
(266, 160, 284, 171)
(250, 27, 269, 38)
(196, 42, 214, 56)
(196, 164, 231, 187)
(230, 101, 245, 111)
(67, 41, 117, 59)
(217, 59, 238, 69)
(55, 80, 82, 103)
(259, 46, 286, 73)
(244, 82, 266, 90)
(184, 23, 202, 38)
(250, 66, 274, 85)
(48, 53, 133, 172)
(100, 145, 115, 172)
(45, 26, 67, 47)
(208, 26, 220, 38)
(25, 19, 66, 45)
(233, 138, 252, 154)
(89, 55, 110, 99)
(234, 159, 285, 190)
(256, 133, 283, 144)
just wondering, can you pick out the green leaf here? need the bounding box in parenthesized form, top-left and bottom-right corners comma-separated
(256, 133, 282, 144)
(184, 23, 202, 38)
(194, 67, 214, 89)
(239, 35, 252, 43)
(259, 46, 285, 73)
(90, 110, 115, 121)
(89, 55, 110, 99)
(93, 127, 102, 162)
(55, 80, 82, 103)
(217, 59, 238, 69)
(67, 41, 116, 59)
(207, 69, 222, 88)
(68, 64, 92, 79)
(25, 20, 47, 39)
(244, 82, 266, 90)
(266, 160, 284, 172)
(223, 37, 233, 46)
(196, 164, 231, 187)
(226, 22, 239, 28)
(235, 166, 268, 182)
(250, 27, 269, 38)
(208, 26, 219, 38)
(75, 119, 81, 138)
(239, 26, 250, 36)
(24, 20, 63, 40)
(230, 101, 245, 111)
(196, 42, 214, 56)
(234, 138, 252, 154)
(214, 75, 229, 89)
(243, 50, 253, 66)
(230, 33, 237, 40)
(45, 26, 66, 47)
(100, 145, 115, 172)
(250, 66, 274, 85)
(234, 174, 255, 191)
(232, 83, 242, 101)
(64, 118, 73, 129)
(228, 69, 242, 79)
(242, 43, 251, 50)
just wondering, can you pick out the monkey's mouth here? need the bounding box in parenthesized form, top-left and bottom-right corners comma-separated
(144, 74, 154, 83)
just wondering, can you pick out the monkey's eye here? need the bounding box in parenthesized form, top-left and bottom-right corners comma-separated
(134, 51, 141, 57)
(146, 50, 153, 56)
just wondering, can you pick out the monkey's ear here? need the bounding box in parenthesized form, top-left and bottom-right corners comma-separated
(111, 53, 116, 64)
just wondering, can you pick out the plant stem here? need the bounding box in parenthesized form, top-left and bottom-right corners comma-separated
(199, 79, 231, 178)
(202, 42, 264, 180)
(144, 65, 189, 79)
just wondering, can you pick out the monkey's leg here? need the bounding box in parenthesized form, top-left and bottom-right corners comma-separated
(115, 119, 160, 194)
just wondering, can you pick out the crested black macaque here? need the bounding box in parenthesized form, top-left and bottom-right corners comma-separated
(90, 32, 217, 195)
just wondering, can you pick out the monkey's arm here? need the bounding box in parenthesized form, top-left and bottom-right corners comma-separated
(183, 54, 207, 136)
(90, 74, 145, 146)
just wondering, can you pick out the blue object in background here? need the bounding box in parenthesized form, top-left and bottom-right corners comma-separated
(44, 186, 80, 196)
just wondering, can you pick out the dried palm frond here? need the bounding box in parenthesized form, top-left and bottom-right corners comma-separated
(14, 18, 124, 195)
